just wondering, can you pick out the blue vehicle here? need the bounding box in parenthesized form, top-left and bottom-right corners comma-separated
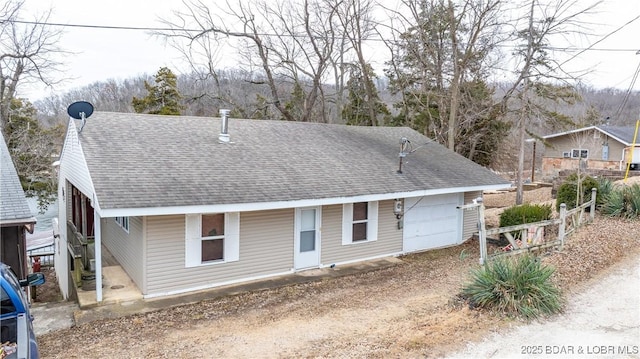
(0, 262, 42, 359)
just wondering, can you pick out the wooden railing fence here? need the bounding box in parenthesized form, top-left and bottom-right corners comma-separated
(460, 188, 597, 265)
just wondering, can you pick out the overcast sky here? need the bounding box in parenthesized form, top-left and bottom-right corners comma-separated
(17, 0, 640, 101)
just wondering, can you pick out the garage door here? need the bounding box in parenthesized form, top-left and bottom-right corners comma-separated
(403, 193, 462, 253)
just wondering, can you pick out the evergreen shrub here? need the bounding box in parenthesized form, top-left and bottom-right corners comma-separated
(555, 173, 599, 211)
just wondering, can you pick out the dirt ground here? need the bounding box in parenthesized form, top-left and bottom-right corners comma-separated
(33, 267, 62, 303)
(37, 187, 640, 358)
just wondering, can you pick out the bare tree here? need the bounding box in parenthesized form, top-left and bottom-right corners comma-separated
(0, 0, 65, 132)
(382, 0, 506, 160)
(333, 0, 381, 125)
(445, 0, 502, 151)
(160, 0, 339, 122)
(500, 0, 600, 204)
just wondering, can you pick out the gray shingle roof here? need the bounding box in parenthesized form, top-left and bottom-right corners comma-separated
(596, 125, 638, 145)
(0, 132, 36, 224)
(76, 112, 509, 210)
(542, 125, 638, 146)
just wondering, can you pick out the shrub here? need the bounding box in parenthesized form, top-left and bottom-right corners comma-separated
(462, 254, 562, 320)
(601, 183, 640, 219)
(499, 203, 553, 228)
(555, 173, 599, 211)
(498, 203, 552, 244)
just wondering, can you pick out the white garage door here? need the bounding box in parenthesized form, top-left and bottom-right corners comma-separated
(403, 193, 462, 253)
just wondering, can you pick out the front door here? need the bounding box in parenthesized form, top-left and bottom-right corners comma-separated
(294, 207, 320, 269)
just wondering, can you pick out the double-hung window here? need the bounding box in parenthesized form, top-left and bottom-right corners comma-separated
(115, 216, 129, 233)
(342, 201, 378, 245)
(185, 212, 240, 267)
(571, 149, 588, 159)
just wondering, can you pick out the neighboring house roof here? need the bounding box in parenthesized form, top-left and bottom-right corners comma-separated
(70, 112, 510, 214)
(0, 132, 36, 226)
(541, 125, 639, 146)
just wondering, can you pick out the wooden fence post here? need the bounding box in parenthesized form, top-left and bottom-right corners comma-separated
(457, 197, 487, 264)
(559, 203, 566, 248)
(478, 201, 487, 265)
(590, 188, 597, 222)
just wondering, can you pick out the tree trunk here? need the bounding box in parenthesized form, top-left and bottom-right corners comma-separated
(446, 0, 459, 151)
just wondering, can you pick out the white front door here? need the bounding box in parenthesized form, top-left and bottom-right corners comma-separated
(294, 207, 320, 269)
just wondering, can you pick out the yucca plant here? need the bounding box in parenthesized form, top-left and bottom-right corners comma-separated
(601, 183, 640, 219)
(596, 177, 614, 207)
(462, 254, 562, 320)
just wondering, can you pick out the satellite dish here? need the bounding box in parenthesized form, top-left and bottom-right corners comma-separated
(67, 101, 94, 120)
(67, 101, 94, 133)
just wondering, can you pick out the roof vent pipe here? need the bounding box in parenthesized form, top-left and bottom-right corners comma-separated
(219, 109, 231, 143)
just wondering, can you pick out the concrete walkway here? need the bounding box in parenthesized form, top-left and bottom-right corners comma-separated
(448, 254, 640, 358)
(32, 257, 402, 334)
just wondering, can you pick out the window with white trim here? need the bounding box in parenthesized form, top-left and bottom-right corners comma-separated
(115, 216, 129, 233)
(342, 201, 378, 245)
(185, 212, 240, 267)
(571, 149, 588, 159)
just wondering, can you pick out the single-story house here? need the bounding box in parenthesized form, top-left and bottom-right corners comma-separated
(0, 132, 36, 281)
(55, 111, 510, 302)
(539, 125, 639, 179)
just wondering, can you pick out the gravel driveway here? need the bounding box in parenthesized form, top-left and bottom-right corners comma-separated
(449, 253, 640, 358)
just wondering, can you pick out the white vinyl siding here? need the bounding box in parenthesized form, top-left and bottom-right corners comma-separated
(462, 191, 482, 240)
(145, 209, 293, 297)
(56, 122, 98, 299)
(341, 201, 378, 245)
(58, 123, 96, 202)
(324, 200, 402, 265)
(101, 215, 144, 289)
(185, 213, 240, 267)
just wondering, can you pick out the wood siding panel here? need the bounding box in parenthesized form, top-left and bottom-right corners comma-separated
(145, 209, 294, 296)
(102, 216, 144, 289)
(321, 200, 402, 265)
(463, 191, 482, 240)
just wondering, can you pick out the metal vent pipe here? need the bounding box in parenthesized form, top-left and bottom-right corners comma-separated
(219, 109, 231, 143)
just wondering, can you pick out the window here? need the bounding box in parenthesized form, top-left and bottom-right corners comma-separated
(185, 212, 240, 267)
(115, 216, 129, 233)
(562, 152, 571, 158)
(342, 201, 378, 245)
(571, 149, 588, 159)
(201, 214, 224, 261)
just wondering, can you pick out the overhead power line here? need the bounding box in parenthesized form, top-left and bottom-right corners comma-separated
(2, 19, 184, 32)
(2, 18, 640, 53)
(558, 14, 640, 67)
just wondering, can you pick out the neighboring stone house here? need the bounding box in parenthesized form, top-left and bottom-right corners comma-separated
(539, 125, 639, 180)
